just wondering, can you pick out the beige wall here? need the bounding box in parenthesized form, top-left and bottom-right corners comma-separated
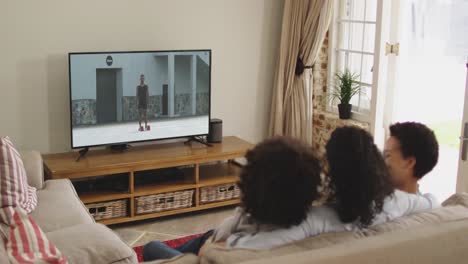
(0, 0, 283, 153)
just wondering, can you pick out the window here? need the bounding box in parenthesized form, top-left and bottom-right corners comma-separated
(328, 0, 378, 119)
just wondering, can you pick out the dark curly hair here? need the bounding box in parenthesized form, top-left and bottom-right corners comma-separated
(239, 137, 321, 228)
(389, 122, 439, 179)
(326, 126, 394, 227)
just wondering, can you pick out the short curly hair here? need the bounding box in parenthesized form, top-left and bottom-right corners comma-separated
(326, 126, 394, 227)
(389, 122, 439, 179)
(239, 137, 321, 228)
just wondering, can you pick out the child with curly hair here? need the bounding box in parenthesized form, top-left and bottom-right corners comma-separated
(143, 137, 322, 260)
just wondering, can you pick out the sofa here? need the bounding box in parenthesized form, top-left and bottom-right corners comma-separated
(3, 151, 468, 264)
(197, 194, 468, 264)
(160, 194, 468, 264)
(0, 151, 197, 264)
(0, 150, 139, 264)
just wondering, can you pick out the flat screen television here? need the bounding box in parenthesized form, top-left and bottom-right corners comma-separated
(68, 50, 211, 149)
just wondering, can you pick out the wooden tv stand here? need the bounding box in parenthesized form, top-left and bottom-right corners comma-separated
(42, 136, 253, 225)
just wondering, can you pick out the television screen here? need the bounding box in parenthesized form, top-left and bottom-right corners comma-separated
(69, 50, 211, 148)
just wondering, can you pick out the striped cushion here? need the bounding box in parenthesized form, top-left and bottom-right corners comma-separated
(0, 137, 37, 213)
(0, 207, 67, 264)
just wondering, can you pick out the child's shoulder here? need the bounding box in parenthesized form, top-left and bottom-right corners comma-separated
(306, 205, 340, 222)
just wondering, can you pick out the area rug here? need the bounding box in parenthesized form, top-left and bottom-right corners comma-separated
(133, 233, 203, 262)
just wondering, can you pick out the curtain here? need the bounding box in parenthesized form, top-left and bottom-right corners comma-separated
(269, 0, 333, 144)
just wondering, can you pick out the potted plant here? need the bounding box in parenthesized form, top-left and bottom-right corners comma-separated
(329, 69, 361, 119)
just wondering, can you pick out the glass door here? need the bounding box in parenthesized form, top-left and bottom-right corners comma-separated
(385, 0, 468, 201)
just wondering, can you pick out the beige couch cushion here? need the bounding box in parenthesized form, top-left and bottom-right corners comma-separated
(30, 179, 94, 233)
(242, 219, 468, 264)
(19, 150, 44, 190)
(200, 231, 364, 264)
(0, 236, 9, 264)
(442, 192, 468, 207)
(142, 254, 199, 264)
(46, 223, 136, 264)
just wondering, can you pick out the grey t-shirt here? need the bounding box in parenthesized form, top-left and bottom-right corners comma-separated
(212, 190, 439, 250)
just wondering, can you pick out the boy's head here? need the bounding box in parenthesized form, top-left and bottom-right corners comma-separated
(384, 122, 439, 192)
(140, 74, 145, 83)
(239, 137, 321, 228)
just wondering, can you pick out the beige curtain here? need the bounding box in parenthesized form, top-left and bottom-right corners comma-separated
(269, 0, 333, 144)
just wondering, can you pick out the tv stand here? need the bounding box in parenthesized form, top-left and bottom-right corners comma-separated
(43, 136, 252, 225)
(75, 147, 89, 162)
(184, 136, 213, 147)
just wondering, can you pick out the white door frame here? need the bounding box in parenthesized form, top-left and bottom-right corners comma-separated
(456, 62, 468, 192)
(369, 0, 392, 149)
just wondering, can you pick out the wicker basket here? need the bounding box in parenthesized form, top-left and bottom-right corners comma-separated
(86, 199, 128, 221)
(200, 183, 240, 204)
(135, 190, 194, 215)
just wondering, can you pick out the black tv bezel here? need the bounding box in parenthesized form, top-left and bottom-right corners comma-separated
(68, 49, 212, 150)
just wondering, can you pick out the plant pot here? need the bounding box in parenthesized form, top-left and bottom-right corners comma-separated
(338, 103, 352, 119)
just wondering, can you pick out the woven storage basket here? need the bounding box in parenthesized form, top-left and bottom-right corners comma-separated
(200, 183, 240, 204)
(135, 189, 194, 215)
(86, 199, 127, 220)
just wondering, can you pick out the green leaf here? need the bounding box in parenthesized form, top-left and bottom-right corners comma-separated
(329, 68, 362, 104)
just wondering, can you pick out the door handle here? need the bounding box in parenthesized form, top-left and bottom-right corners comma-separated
(461, 123, 468, 161)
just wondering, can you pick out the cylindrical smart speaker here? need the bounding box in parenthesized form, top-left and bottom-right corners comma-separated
(208, 118, 223, 143)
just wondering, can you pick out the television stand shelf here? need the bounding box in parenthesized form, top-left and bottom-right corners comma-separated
(42, 136, 253, 225)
